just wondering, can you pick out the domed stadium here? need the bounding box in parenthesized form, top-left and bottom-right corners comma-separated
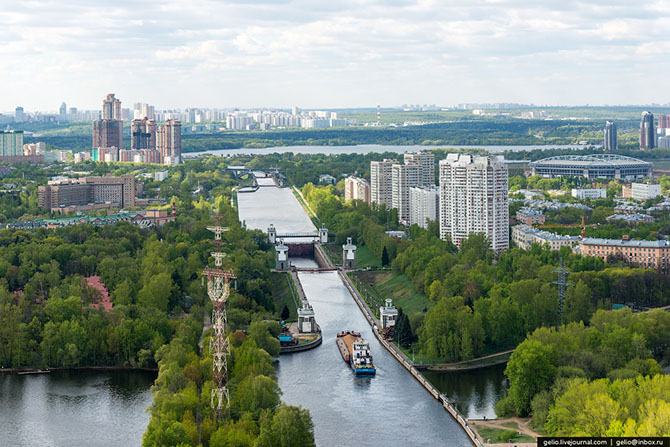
(529, 154, 652, 179)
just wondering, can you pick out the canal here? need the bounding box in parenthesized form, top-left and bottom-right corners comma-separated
(237, 181, 505, 446)
(0, 369, 155, 447)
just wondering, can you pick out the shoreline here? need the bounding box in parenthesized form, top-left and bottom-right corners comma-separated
(0, 365, 159, 375)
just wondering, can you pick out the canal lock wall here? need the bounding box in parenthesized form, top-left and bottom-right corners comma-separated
(337, 269, 484, 447)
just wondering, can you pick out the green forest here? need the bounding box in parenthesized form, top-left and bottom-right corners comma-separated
(19, 114, 666, 153)
(498, 309, 670, 436)
(0, 158, 315, 447)
(299, 182, 670, 363)
(298, 180, 670, 436)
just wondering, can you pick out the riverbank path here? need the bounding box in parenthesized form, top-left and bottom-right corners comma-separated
(469, 417, 539, 447)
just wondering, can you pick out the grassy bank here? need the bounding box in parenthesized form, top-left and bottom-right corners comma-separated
(349, 270, 433, 317)
(291, 186, 321, 227)
(271, 272, 298, 321)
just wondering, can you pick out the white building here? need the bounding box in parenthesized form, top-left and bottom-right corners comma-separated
(344, 176, 370, 203)
(74, 151, 91, 163)
(154, 170, 169, 181)
(44, 150, 70, 162)
(404, 152, 435, 186)
(370, 159, 396, 209)
(512, 225, 580, 251)
(439, 154, 509, 251)
(572, 188, 607, 200)
(23, 142, 46, 156)
(133, 103, 155, 120)
(631, 183, 662, 200)
(392, 163, 421, 225)
(318, 174, 336, 185)
(379, 299, 398, 330)
(409, 186, 439, 229)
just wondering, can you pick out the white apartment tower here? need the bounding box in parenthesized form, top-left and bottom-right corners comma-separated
(409, 186, 439, 229)
(372, 152, 435, 225)
(344, 176, 371, 203)
(370, 159, 396, 208)
(439, 154, 509, 252)
(392, 163, 421, 225)
(404, 152, 435, 186)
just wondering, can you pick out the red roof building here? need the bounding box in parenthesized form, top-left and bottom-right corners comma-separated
(85, 275, 113, 312)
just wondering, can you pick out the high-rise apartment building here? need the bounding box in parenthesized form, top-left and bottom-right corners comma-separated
(344, 176, 371, 203)
(102, 94, 122, 120)
(371, 152, 435, 224)
(409, 186, 439, 229)
(0, 130, 24, 156)
(93, 94, 123, 151)
(370, 159, 396, 208)
(15, 107, 24, 123)
(133, 103, 155, 120)
(59, 102, 67, 119)
(640, 111, 655, 149)
(658, 115, 670, 130)
(157, 119, 181, 164)
(38, 175, 136, 210)
(604, 121, 617, 151)
(404, 152, 435, 186)
(439, 154, 509, 252)
(392, 163, 421, 225)
(131, 117, 157, 150)
(93, 119, 123, 151)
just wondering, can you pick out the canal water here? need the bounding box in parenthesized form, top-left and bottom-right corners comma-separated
(0, 369, 155, 447)
(424, 364, 507, 420)
(237, 181, 505, 446)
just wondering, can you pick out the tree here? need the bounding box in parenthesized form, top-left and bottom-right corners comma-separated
(257, 404, 315, 447)
(234, 375, 281, 417)
(393, 308, 414, 349)
(210, 421, 256, 447)
(564, 280, 593, 324)
(138, 272, 174, 313)
(381, 246, 389, 267)
(280, 305, 290, 321)
(504, 339, 556, 416)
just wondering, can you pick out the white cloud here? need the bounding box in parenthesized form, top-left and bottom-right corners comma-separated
(1, 0, 670, 110)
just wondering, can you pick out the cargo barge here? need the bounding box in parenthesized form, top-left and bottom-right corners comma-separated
(336, 330, 376, 375)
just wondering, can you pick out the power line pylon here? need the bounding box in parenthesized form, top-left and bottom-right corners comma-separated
(552, 257, 571, 320)
(202, 214, 236, 419)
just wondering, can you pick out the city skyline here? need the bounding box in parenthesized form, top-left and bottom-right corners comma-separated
(2, 1, 670, 110)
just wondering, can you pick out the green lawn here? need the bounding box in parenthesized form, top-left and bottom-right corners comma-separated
(349, 270, 433, 317)
(322, 244, 342, 266)
(323, 243, 382, 268)
(475, 426, 535, 444)
(271, 272, 298, 321)
(355, 245, 382, 268)
(652, 159, 670, 170)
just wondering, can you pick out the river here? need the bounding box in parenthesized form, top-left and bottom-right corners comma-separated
(0, 370, 155, 447)
(187, 143, 588, 157)
(237, 180, 506, 446)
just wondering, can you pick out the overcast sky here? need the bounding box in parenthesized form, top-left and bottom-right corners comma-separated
(2, 0, 670, 111)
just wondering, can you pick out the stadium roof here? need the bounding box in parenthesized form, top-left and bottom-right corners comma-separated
(532, 154, 649, 165)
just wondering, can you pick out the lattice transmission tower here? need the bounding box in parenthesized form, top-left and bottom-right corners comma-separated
(552, 257, 571, 320)
(202, 214, 236, 419)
